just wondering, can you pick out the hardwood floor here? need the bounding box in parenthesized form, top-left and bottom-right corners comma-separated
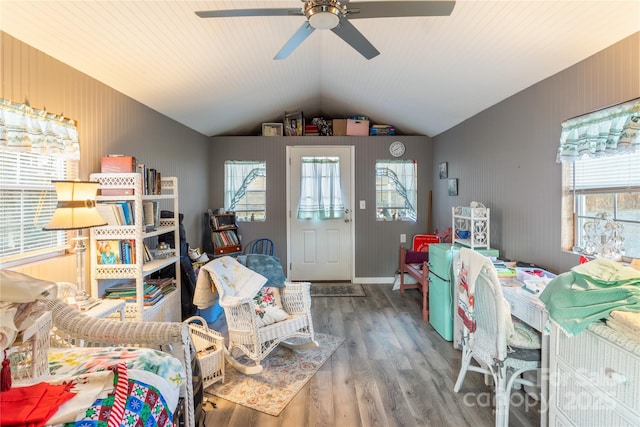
(201, 284, 541, 427)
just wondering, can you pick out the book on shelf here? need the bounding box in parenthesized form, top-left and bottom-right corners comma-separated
(96, 239, 136, 265)
(95, 201, 134, 226)
(95, 204, 122, 226)
(137, 164, 162, 195)
(96, 240, 122, 265)
(143, 201, 159, 231)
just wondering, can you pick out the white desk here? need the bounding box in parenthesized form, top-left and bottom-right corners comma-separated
(502, 284, 549, 427)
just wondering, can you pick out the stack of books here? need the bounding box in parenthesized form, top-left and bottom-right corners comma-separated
(104, 281, 164, 306)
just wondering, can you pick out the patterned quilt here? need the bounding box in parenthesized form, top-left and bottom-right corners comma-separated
(47, 347, 184, 426)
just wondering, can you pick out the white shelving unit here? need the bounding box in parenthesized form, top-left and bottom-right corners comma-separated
(452, 204, 490, 250)
(89, 173, 181, 322)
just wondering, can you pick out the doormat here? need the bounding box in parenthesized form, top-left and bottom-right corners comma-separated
(309, 282, 366, 297)
(204, 333, 343, 416)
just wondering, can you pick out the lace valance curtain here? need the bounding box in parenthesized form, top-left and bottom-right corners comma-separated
(556, 98, 640, 163)
(0, 98, 80, 159)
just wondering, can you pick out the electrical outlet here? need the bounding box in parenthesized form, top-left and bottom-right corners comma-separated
(359, 200, 366, 209)
(400, 234, 406, 243)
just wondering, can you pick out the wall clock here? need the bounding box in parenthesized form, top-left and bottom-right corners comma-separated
(389, 140, 405, 157)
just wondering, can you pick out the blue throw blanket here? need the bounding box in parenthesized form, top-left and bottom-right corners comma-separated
(236, 254, 286, 288)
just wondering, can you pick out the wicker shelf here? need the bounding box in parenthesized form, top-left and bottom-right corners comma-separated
(90, 173, 181, 322)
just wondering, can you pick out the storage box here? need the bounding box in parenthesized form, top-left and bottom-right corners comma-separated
(262, 123, 283, 136)
(332, 119, 370, 136)
(101, 155, 136, 173)
(101, 156, 137, 195)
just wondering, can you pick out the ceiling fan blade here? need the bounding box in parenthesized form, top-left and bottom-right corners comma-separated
(331, 17, 380, 60)
(274, 23, 316, 60)
(195, 8, 303, 18)
(346, 1, 455, 19)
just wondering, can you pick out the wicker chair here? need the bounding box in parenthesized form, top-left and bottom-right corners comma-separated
(44, 299, 197, 427)
(219, 281, 318, 374)
(452, 249, 540, 427)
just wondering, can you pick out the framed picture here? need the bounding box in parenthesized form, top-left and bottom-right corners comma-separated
(284, 111, 304, 136)
(262, 123, 283, 136)
(439, 162, 448, 179)
(448, 178, 458, 196)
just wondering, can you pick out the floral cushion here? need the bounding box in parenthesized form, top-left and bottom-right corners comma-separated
(507, 317, 542, 350)
(253, 287, 288, 327)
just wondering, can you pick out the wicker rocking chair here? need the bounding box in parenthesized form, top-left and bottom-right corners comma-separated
(219, 280, 318, 374)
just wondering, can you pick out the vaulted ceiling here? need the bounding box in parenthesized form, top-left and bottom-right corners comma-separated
(1, 1, 639, 137)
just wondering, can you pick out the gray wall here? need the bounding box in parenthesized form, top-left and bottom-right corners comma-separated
(208, 135, 432, 278)
(431, 32, 640, 274)
(1, 32, 210, 245)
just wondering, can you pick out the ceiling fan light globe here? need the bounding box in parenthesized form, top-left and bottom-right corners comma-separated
(307, 7, 340, 29)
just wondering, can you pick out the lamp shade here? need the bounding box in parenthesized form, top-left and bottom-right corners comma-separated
(43, 180, 107, 230)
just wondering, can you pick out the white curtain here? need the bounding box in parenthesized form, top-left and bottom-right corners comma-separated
(0, 98, 80, 159)
(297, 157, 345, 220)
(557, 98, 640, 163)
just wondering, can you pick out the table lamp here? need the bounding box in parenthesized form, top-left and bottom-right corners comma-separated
(43, 180, 107, 300)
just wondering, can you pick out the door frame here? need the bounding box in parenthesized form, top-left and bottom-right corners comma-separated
(286, 145, 356, 281)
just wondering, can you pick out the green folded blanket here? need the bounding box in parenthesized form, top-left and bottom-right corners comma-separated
(539, 258, 640, 336)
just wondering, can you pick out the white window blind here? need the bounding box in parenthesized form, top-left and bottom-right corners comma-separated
(570, 151, 640, 193)
(0, 151, 77, 262)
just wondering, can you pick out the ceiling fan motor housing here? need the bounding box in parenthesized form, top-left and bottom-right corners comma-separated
(304, 0, 347, 29)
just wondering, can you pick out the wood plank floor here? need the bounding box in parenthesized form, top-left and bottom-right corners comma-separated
(201, 284, 541, 427)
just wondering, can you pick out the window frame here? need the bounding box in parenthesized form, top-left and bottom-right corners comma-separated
(375, 159, 417, 222)
(563, 151, 640, 259)
(224, 160, 267, 222)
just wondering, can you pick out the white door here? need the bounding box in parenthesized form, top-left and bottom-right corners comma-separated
(287, 146, 354, 281)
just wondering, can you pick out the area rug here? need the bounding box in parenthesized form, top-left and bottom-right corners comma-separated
(205, 333, 344, 416)
(310, 282, 366, 297)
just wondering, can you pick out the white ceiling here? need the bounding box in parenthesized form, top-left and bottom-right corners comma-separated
(1, 1, 639, 137)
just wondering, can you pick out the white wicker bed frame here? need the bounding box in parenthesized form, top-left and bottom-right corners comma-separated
(44, 299, 197, 427)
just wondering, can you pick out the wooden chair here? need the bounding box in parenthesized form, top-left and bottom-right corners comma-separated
(452, 248, 541, 427)
(399, 234, 440, 321)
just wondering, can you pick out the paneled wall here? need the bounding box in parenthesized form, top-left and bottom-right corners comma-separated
(432, 32, 640, 274)
(1, 32, 210, 247)
(209, 135, 432, 279)
(1, 32, 210, 282)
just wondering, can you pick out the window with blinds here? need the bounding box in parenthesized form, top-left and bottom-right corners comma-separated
(568, 151, 640, 258)
(0, 151, 78, 264)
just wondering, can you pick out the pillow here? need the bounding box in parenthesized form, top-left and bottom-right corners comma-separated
(405, 250, 429, 265)
(507, 317, 542, 350)
(253, 286, 288, 327)
(0, 270, 58, 303)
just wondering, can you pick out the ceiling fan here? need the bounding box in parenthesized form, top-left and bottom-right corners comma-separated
(196, 1, 455, 60)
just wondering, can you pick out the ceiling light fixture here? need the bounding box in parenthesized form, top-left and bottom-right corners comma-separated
(305, 1, 345, 30)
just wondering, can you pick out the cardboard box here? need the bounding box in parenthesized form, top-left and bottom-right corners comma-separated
(100, 156, 136, 195)
(262, 123, 283, 136)
(101, 155, 136, 173)
(332, 119, 370, 136)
